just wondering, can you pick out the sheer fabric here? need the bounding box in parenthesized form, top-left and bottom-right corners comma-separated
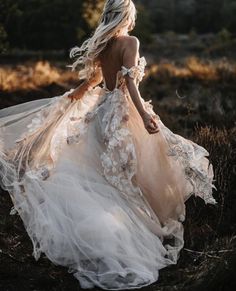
(0, 56, 216, 289)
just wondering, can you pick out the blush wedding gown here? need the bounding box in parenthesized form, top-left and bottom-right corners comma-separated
(0, 56, 216, 289)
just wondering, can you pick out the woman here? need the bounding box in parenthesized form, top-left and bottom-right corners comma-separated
(0, 0, 216, 289)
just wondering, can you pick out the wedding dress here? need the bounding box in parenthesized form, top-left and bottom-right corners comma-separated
(0, 56, 216, 290)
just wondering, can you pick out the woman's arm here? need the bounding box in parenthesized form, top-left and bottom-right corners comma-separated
(122, 37, 159, 134)
(68, 65, 103, 101)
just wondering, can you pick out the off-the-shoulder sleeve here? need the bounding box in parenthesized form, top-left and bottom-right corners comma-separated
(121, 65, 140, 79)
(120, 57, 147, 82)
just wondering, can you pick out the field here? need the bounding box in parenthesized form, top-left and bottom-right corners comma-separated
(0, 34, 236, 290)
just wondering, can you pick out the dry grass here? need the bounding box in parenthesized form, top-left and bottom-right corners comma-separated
(0, 60, 77, 92)
(146, 56, 236, 82)
(1, 56, 236, 93)
(192, 125, 236, 233)
(194, 125, 235, 194)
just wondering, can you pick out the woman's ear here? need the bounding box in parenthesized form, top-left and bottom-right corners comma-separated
(128, 20, 135, 32)
(114, 29, 121, 37)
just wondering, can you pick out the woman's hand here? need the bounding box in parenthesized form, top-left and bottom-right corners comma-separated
(67, 88, 85, 102)
(68, 65, 103, 103)
(141, 111, 159, 134)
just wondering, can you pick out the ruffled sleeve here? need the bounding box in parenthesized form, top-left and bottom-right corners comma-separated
(120, 56, 147, 83)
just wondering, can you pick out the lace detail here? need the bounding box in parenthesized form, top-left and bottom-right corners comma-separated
(121, 56, 147, 82)
(65, 92, 108, 146)
(12, 88, 106, 185)
(161, 125, 217, 205)
(7, 89, 89, 183)
(16, 90, 73, 143)
(52, 86, 158, 221)
(25, 165, 50, 181)
(99, 89, 156, 219)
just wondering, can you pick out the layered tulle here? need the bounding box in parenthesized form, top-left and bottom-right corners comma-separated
(0, 82, 216, 289)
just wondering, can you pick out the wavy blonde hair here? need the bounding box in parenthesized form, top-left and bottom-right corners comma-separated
(67, 0, 137, 80)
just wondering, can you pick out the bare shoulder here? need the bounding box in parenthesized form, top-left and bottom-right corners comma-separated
(117, 36, 140, 63)
(118, 35, 140, 50)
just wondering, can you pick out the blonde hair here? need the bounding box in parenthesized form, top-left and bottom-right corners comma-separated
(67, 0, 137, 80)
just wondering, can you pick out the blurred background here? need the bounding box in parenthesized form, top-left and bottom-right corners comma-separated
(0, 1, 236, 291)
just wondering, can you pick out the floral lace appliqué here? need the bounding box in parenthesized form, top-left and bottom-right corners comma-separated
(161, 126, 217, 205)
(121, 56, 147, 83)
(99, 89, 156, 220)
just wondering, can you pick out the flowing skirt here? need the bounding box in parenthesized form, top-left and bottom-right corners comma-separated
(0, 86, 216, 289)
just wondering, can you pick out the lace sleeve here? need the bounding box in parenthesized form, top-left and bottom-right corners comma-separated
(121, 57, 147, 82)
(121, 65, 139, 79)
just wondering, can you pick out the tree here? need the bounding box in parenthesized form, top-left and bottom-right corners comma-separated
(193, 0, 223, 33)
(0, 0, 87, 50)
(82, 0, 104, 30)
(221, 0, 236, 32)
(133, 3, 154, 43)
(0, 24, 8, 54)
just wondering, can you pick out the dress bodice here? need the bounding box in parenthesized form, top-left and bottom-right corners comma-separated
(102, 56, 147, 93)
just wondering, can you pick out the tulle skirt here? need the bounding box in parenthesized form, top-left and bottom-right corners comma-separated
(0, 86, 216, 289)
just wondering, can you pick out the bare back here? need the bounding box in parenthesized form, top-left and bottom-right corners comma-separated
(98, 36, 140, 91)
